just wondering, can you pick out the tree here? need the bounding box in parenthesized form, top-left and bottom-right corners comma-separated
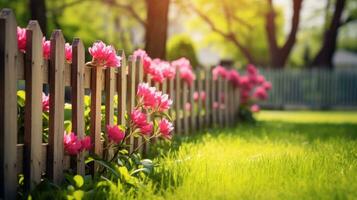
(265, 0, 303, 68)
(102, 0, 169, 59)
(179, 0, 303, 68)
(145, 0, 170, 59)
(30, 0, 47, 34)
(311, 0, 356, 68)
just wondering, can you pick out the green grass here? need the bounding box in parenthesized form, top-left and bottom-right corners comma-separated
(109, 111, 357, 199)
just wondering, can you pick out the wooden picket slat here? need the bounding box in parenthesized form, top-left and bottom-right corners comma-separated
(189, 77, 196, 133)
(24, 20, 43, 190)
(223, 79, 229, 126)
(196, 70, 203, 130)
(174, 72, 182, 134)
(134, 57, 144, 153)
(48, 30, 65, 184)
(104, 65, 115, 161)
(0, 9, 18, 199)
(211, 74, 217, 127)
(71, 38, 85, 175)
(182, 80, 189, 135)
(117, 51, 127, 125)
(217, 77, 224, 126)
(90, 65, 103, 173)
(127, 56, 136, 152)
(204, 69, 211, 128)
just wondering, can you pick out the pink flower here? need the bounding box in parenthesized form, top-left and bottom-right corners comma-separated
(137, 83, 157, 109)
(239, 76, 253, 90)
(42, 93, 50, 112)
(80, 136, 92, 151)
(88, 41, 121, 68)
(161, 61, 176, 79)
(246, 64, 258, 76)
(156, 93, 173, 112)
(200, 91, 206, 102)
(253, 86, 268, 100)
(140, 122, 153, 136)
(185, 102, 191, 111)
(228, 70, 240, 88)
(65, 43, 72, 63)
(131, 109, 148, 127)
(133, 49, 152, 73)
(137, 83, 173, 111)
(213, 102, 219, 109)
(256, 75, 265, 84)
(212, 65, 229, 80)
(251, 104, 260, 113)
(42, 38, 51, 60)
(17, 26, 26, 52)
(262, 81, 272, 91)
(63, 132, 82, 155)
(172, 58, 196, 86)
(106, 125, 125, 143)
(193, 92, 199, 101)
(159, 119, 174, 139)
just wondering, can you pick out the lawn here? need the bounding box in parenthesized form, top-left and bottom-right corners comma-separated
(139, 111, 357, 200)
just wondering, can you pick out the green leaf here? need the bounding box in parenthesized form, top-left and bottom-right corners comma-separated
(73, 175, 84, 188)
(17, 90, 26, 107)
(86, 155, 120, 179)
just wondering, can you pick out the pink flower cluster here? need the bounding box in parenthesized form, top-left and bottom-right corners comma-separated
(158, 119, 173, 139)
(137, 83, 173, 112)
(131, 109, 153, 136)
(211, 64, 272, 112)
(133, 49, 176, 83)
(63, 132, 91, 155)
(106, 125, 125, 143)
(212, 65, 229, 80)
(172, 58, 196, 86)
(89, 41, 121, 68)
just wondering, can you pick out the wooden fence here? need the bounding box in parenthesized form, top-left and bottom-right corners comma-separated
(258, 69, 357, 109)
(0, 9, 240, 199)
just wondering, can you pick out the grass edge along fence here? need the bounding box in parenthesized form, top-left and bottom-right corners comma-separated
(0, 9, 240, 199)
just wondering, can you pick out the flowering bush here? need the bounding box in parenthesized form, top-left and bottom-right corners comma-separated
(212, 64, 272, 122)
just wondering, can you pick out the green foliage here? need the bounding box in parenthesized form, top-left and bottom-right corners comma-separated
(167, 34, 200, 67)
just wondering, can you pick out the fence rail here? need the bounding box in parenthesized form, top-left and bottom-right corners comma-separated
(259, 69, 357, 109)
(0, 9, 240, 199)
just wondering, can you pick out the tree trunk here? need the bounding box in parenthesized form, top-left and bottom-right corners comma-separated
(311, 0, 346, 69)
(145, 0, 169, 59)
(265, 0, 302, 68)
(29, 0, 47, 35)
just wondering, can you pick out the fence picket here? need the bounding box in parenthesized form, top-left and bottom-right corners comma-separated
(71, 38, 85, 175)
(175, 72, 182, 134)
(117, 51, 127, 125)
(205, 69, 211, 128)
(135, 57, 144, 153)
(189, 78, 196, 133)
(47, 30, 65, 184)
(0, 9, 18, 199)
(90, 63, 103, 173)
(197, 70, 203, 130)
(127, 56, 136, 152)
